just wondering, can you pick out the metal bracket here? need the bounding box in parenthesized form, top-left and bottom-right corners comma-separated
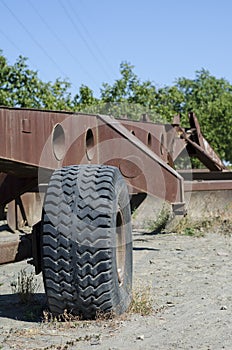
(172, 202, 187, 216)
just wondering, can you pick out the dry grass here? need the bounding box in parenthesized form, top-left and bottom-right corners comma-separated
(10, 268, 39, 303)
(129, 286, 153, 316)
(173, 217, 232, 237)
(43, 309, 80, 323)
(42, 285, 153, 330)
(42, 309, 84, 330)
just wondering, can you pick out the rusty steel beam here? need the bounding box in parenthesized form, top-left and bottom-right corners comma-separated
(188, 112, 225, 170)
(0, 234, 32, 265)
(119, 119, 169, 163)
(172, 113, 226, 171)
(184, 180, 232, 192)
(7, 192, 44, 232)
(0, 173, 37, 206)
(179, 169, 232, 192)
(179, 169, 232, 181)
(96, 114, 184, 204)
(0, 107, 185, 206)
(0, 239, 19, 265)
(185, 138, 225, 171)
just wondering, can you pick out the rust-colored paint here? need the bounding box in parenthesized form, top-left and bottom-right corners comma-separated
(0, 107, 185, 205)
(184, 180, 232, 192)
(7, 192, 43, 232)
(0, 235, 32, 265)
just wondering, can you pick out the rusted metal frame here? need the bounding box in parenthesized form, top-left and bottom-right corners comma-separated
(179, 168, 232, 192)
(0, 107, 225, 173)
(119, 119, 189, 169)
(0, 109, 100, 171)
(119, 119, 169, 164)
(0, 108, 68, 170)
(0, 173, 37, 206)
(0, 234, 32, 265)
(172, 125, 224, 171)
(179, 169, 232, 181)
(0, 108, 185, 206)
(0, 214, 41, 266)
(97, 114, 185, 206)
(171, 113, 225, 171)
(184, 180, 232, 192)
(118, 119, 190, 178)
(169, 114, 191, 162)
(7, 192, 44, 232)
(172, 113, 225, 171)
(185, 137, 225, 171)
(188, 112, 225, 170)
(165, 126, 188, 165)
(0, 107, 176, 171)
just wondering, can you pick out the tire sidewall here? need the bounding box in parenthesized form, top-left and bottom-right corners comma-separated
(110, 170, 133, 314)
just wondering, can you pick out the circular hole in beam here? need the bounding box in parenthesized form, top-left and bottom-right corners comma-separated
(52, 124, 65, 161)
(86, 128, 95, 160)
(147, 132, 152, 147)
(160, 134, 165, 155)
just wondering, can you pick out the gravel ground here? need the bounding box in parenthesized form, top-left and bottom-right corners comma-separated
(0, 229, 232, 350)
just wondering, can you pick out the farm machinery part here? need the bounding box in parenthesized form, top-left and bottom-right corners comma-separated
(0, 107, 231, 318)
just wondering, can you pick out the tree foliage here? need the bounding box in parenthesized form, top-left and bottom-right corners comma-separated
(0, 52, 73, 110)
(0, 51, 232, 162)
(175, 70, 232, 161)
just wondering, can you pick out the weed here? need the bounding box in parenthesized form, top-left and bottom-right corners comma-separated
(10, 268, 39, 303)
(217, 219, 232, 237)
(129, 286, 153, 316)
(132, 208, 138, 220)
(95, 309, 116, 321)
(42, 309, 82, 326)
(146, 205, 171, 233)
(183, 227, 196, 236)
(173, 217, 206, 237)
(174, 216, 232, 237)
(42, 308, 119, 331)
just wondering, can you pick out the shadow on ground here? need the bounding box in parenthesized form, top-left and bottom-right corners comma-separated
(0, 293, 46, 322)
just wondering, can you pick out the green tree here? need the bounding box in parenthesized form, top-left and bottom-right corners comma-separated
(100, 62, 160, 120)
(73, 84, 99, 111)
(100, 62, 184, 121)
(176, 69, 232, 162)
(0, 50, 73, 110)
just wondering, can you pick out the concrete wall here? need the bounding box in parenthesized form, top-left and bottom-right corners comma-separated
(132, 190, 232, 231)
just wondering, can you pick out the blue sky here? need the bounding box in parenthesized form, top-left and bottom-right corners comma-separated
(0, 0, 232, 97)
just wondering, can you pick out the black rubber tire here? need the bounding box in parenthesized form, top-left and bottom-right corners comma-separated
(41, 165, 132, 319)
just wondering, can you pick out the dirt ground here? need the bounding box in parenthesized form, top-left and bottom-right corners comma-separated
(0, 227, 232, 350)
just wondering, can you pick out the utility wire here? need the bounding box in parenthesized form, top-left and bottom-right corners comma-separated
(0, 28, 49, 82)
(1, 0, 69, 79)
(66, 0, 114, 79)
(58, 0, 113, 82)
(0, 28, 24, 55)
(26, 0, 99, 88)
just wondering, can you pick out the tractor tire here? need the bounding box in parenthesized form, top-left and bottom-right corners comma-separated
(41, 165, 132, 319)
